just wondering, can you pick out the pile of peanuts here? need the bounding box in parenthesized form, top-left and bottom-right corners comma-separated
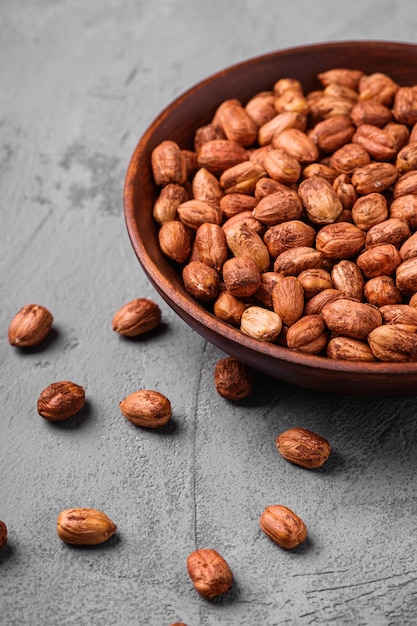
(151, 68, 417, 362)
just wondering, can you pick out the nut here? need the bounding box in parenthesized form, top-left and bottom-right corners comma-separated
(37, 381, 85, 422)
(321, 298, 382, 340)
(214, 356, 253, 400)
(297, 268, 333, 300)
(274, 89, 309, 116)
(57, 508, 116, 545)
(225, 222, 270, 272)
(363, 276, 403, 308)
(318, 68, 364, 90)
(220, 160, 266, 194)
(330, 142, 371, 174)
(222, 210, 264, 237)
(379, 304, 417, 332)
(273, 246, 323, 276)
(272, 127, 319, 163)
(253, 185, 303, 226)
(151, 140, 187, 186)
(197, 139, 248, 174)
(315, 222, 366, 259)
(308, 114, 355, 152)
(304, 288, 343, 316)
(240, 306, 282, 343)
(271, 276, 304, 326)
(177, 199, 222, 229)
(365, 217, 410, 249)
(112, 298, 162, 337)
(119, 389, 172, 428)
(298, 176, 343, 225)
(303, 162, 338, 183)
(192, 167, 223, 205)
(356, 243, 402, 278)
(400, 230, 417, 261)
(358, 72, 399, 106)
(350, 100, 393, 127)
(0, 520, 7, 548)
(327, 336, 376, 361)
(368, 325, 417, 362)
(333, 173, 357, 210)
(158, 220, 192, 264)
(396, 257, 417, 296)
(222, 255, 261, 298)
(276, 427, 331, 468)
(351, 193, 388, 231)
(262, 147, 301, 184)
(8, 304, 53, 347)
(351, 162, 398, 194)
(194, 223, 228, 272)
(194, 124, 226, 152)
(393, 171, 417, 199)
(393, 86, 417, 125)
(263, 220, 316, 259)
(396, 141, 417, 175)
(259, 504, 307, 549)
(153, 183, 189, 225)
(331, 260, 365, 301)
(389, 194, 417, 229)
(317, 68, 364, 91)
(186, 548, 233, 599)
(213, 291, 245, 326)
(258, 110, 306, 146)
(213, 98, 258, 147)
(182, 261, 220, 303)
(285, 315, 327, 354)
(245, 90, 276, 127)
(220, 192, 257, 218)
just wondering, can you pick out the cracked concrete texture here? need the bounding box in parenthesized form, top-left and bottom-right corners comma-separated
(2, 1, 417, 625)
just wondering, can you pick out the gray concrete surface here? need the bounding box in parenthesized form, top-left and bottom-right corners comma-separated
(1, 1, 417, 625)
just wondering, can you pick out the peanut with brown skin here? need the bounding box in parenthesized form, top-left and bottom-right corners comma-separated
(8, 304, 53, 348)
(186, 549, 233, 600)
(119, 389, 172, 428)
(214, 357, 253, 400)
(276, 427, 331, 468)
(37, 381, 85, 422)
(57, 508, 116, 546)
(260, 504, 307, 549)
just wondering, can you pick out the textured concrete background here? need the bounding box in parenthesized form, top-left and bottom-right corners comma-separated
(1, 1, 417, 625)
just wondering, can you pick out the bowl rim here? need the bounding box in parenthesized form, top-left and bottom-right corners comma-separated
(124, 40, 417, 382)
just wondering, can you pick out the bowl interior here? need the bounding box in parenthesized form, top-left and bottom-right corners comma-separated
(124, 41, 417, 396)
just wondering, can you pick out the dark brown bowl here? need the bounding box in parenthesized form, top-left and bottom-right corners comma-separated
(124, 40, 417, 396)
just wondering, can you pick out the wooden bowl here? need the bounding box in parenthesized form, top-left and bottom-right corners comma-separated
(124, 40, 417, 396)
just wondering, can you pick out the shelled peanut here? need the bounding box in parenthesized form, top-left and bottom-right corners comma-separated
(150, 69, 417, 362)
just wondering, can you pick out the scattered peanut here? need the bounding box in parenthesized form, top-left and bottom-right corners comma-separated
(57, 508, 116, 545)
(8, 304, 53, 347)
(37, 381, 85, 422)
(186, 548, 233, 599)
(119, 389, 172, 428)
(259, 504, 307, 549)
(276, 427, 331, 468)
(214, 356, 253, 400)
(112, 298, 162, 337)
